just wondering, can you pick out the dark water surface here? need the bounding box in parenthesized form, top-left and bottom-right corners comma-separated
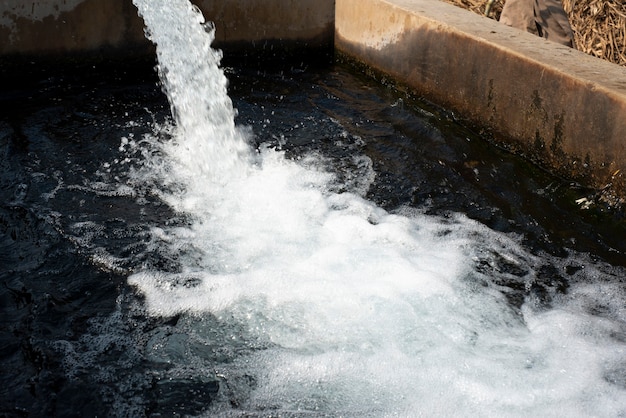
(1, 61, 625, 416)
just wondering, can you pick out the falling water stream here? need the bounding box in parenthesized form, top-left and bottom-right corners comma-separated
(1, 0, 625, 416)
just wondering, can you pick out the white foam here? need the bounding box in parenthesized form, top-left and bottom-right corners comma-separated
(129, 0, 626, 415)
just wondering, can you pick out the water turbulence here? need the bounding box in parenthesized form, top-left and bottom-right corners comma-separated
(134, 0, 252, 189)
(126, 0, 626, 416)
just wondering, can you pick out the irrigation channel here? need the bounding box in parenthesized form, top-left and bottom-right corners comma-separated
(1, 0, 625, 416)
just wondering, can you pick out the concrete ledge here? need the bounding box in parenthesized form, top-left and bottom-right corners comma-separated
(336, 0, 626, 198)
(0, 0, 147, 55)
(196, 0, 334, 48)
(0, 0, 334, 58)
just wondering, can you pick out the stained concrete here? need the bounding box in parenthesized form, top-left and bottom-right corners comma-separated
(195, 0, 334, 47)
(335, 0, 626, 197)
(0, 0, 147, 55)
(0, 0, 335, 56)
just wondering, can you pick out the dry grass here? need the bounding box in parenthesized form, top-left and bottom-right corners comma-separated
(563, 0, 626, 66)
(441, 0, 626, 66)
(442, 0, 505, 17)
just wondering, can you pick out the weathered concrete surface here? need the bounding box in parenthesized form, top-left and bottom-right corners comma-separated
(196, 0, 334, 48)
(0, 0, 335, 56)
(0, 0, 147, 55)
(336, 0, 626, 196)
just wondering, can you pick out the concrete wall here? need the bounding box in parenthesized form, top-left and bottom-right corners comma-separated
(335, 0, 626, 197)
(0, 0, 335, 55)
(0, 0, 146, 55)
(195, 0, 334, 48)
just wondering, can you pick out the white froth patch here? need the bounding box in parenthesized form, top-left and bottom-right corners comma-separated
(128, 149, 466, 320)
(126, 118, 626, 416)
(130, 183, 626, 415)
(128, 0, 626, 415)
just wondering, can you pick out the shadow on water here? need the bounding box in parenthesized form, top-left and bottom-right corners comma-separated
(0, 57, 624, 415)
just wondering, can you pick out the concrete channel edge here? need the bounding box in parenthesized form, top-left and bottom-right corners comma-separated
(335, 0, 626, 203)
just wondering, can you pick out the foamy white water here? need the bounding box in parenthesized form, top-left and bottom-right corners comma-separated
(133, 0, 251, 189)
(130, 1, 626, 416)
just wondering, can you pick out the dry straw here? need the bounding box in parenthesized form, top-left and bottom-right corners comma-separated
(442, 0, 626, 66)
(563, 0, 626, 66)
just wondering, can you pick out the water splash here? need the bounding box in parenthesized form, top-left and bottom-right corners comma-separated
(133, 0, 251, 191)
(128, 0, 626, 416)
